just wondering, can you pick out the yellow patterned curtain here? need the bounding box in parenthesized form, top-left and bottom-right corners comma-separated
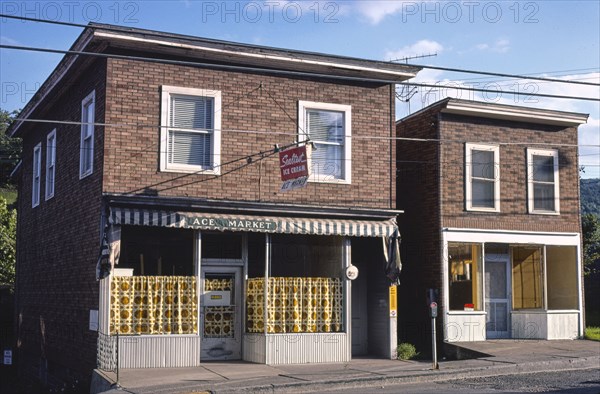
(203, 278, 235, 338)
(246, 277, 342, 334)
(110, 276, 197, 335)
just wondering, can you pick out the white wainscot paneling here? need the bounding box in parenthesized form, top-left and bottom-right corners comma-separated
(512, 311, 579, 340)
(265, 333, 350, 364)
(445, 313, 487, 342)
(118, 335, 201, 368)
(243, 334, 266, 363)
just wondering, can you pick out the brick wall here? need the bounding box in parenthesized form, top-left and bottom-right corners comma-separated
(15, 59, 106, 385)
(439, 113, 580, 233)
(103, 59, 396, 210)
(396, 104, 444, 350)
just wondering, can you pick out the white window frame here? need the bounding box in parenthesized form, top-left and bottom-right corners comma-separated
(298, 100, 352, 184)
(160, 86, 222, 175)
(527, 148, 560, 215)
(32, 142, 41, 208)
(80, 90, 95, 179)
(45, 129, 57, 200)
(465, 143, 500, 212)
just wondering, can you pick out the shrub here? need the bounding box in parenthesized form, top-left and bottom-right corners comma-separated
(397, 342, 419, 360)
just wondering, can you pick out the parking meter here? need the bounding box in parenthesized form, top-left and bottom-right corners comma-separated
(429, 302, 438, 318)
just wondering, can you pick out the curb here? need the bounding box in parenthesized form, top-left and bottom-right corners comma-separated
(199, 356, 600, 394)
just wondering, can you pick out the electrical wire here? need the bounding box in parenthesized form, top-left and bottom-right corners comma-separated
(2, 13, 599, 87)
(399, 82, 599, 102)
(7, 117, 598, 148)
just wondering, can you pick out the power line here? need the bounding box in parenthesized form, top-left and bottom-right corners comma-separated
(9, 117, 598, 148)
(401, 62, 600, 87)
(4, 42, 597, 103)
(1, 13, 599, 87)
(0, 43, 401, 85)
(398, 82, 600, 102)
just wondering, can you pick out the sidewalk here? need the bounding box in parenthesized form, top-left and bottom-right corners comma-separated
(91, 339, 600, 394)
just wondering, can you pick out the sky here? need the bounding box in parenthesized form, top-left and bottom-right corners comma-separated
(1, 0, 599, 177)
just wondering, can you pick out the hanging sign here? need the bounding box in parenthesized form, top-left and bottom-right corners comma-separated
(279, 145, 309, 192)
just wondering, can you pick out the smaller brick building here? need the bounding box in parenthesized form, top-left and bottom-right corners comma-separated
(397, 98, 588, 345)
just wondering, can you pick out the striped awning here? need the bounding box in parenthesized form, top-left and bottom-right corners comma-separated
(109, 207, 398, 238)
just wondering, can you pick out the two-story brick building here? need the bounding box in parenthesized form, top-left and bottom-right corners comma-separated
(8, 23, 419, 385)
(397, 98, 588, 345)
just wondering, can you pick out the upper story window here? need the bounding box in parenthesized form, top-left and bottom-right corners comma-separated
(527, 148, 559, 214)
(32, 142, 41, 208)
(80, 90, 95, 179)
(298, 101, 351, 183)
(160, 86, 222, 174)
(45, 129, 56, 200)
(465, 143, 500, 212)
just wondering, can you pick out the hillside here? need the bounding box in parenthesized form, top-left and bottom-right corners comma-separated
(581, 178, 600, 217)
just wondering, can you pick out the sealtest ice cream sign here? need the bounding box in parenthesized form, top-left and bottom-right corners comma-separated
(279, 145, 309, 192)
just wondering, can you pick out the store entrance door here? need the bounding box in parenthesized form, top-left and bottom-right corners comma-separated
(485, 259, 511, 338)
(200, 265, 243, 360)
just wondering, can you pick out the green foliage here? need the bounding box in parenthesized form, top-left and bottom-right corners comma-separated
(397, 342, 419, 360)
(581, 178, 600, 217)
(1, 109, 22, 187)
(0, 196, 16, 286)
(583, 214, 600, 275)
(585, 327, 600, 341)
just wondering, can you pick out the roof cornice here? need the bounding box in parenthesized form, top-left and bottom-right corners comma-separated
(441, 99, 588, 126)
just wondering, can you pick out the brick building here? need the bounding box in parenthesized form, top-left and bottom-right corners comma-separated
(8, 24, 418, 385)
(396, 98, 588, 345)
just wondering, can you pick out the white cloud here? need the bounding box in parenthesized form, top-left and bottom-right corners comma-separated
(475, 39, 510, 53)
(355, 0, 410, 24)
(0, 36, 20, 46)
(385, 40, 444, 62)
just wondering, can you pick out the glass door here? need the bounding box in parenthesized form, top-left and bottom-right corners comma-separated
(200, 265, 242, 360)
(485, 259, 511, 338)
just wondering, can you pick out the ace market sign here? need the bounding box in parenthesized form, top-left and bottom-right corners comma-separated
(279, 145, 309, 192)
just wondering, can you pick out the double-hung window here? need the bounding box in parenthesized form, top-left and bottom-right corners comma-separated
(32, 143, 41, 208)
(80, 90, 95, 179)
(527, 148, 559, 214)
(160, 86, 221, 174)
(45, 129, 56, 200)
(298, 101, 351, 183)
(465, 143, 500, 211)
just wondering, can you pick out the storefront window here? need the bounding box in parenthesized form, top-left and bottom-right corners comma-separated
(202, 232, 242, 260)
(246, 235, 344, 334)
(110, 226, 197, 335)
(512, 246, 543, 309)
(546, 246, 578, 310)
(448, 243, 483, 311)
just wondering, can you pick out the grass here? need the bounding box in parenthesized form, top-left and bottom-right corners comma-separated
(585, 327, 600, 341)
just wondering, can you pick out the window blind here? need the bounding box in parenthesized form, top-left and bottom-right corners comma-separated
(168, 95, 214, 167)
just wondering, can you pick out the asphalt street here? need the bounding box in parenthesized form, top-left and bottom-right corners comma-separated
(321, 368, 600, 393)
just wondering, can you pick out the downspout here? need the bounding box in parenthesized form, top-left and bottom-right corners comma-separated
(390, 84, 395, 210)
(436, 112, 445, 346)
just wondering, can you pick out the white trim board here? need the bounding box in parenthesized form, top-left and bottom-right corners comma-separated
(442, 228, 580, 246)
(94, 32, 417, 79)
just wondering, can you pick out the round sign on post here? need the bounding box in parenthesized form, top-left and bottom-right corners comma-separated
(345, 265, 359, 280)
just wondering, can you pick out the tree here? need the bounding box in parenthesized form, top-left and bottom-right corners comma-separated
(0, 196, 16, 286)
(0, 109, 21, 187)
(582, 213, 600, 275)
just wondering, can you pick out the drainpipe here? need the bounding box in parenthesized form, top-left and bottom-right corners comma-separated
(436, 112, 445, 351)
(390, 84, 395, 210)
